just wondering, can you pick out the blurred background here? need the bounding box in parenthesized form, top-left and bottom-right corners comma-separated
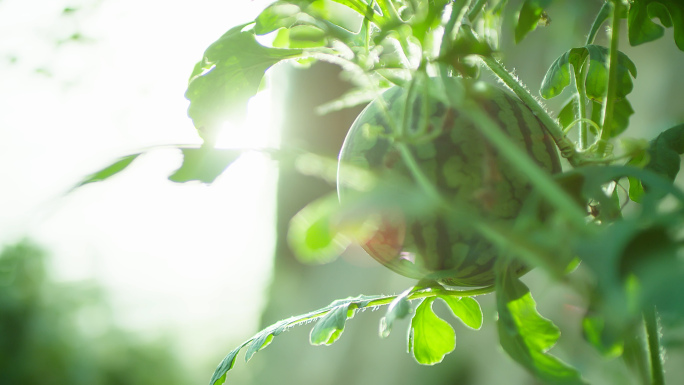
(1, 1, 683, 384)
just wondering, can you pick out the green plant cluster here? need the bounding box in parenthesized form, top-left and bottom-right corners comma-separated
(76, 1, 684, 384)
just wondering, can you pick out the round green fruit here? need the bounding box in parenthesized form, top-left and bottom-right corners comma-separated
(337, 78, 561, 287)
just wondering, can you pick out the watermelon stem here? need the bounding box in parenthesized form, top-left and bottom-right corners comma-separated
(479, 56, 584, 166)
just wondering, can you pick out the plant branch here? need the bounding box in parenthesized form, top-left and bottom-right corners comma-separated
(644, 307, 666, 385)
(480, 56, 583, 166)
(598, 0, 623, 155)
(285, 285, 496, 330)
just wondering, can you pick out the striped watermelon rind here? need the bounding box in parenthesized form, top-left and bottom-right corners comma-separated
(337, 78, 561, 287)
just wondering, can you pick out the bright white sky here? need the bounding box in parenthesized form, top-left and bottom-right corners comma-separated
(0, 0, 280, 379)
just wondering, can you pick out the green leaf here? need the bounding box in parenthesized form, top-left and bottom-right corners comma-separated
(287, 193, 351, 264)
(408, 297, 455, 365)
(168, 147, 242, 183)
(208, 294, 382, 385)
(628, 174, 646, 203)
(574, 212, 684, 337)
(254, 2, 301, 35)
(569, 165, 684, 210)
(185, 24, 303, 142)
(310, 302, 355, 345)
(589, 98, 634, 138)
(581, 314, 624, 358)
(438, 296, 483, 330)
(609, 98, 634, 137)
(244, 333, 274, 362)
(274, 25, 328, 48)
(73, 153, 141, 188)
(618, 225, 683, 317)
(557, 96, 578, 131)
(380, 288, 412, 338)
(514, 0, 552, 43)
(628, 124, 684, 202)
(628, 0, 684, 51)
(495, 264, 584, 384)
(209, 345, 244, 385)
(540, 45, 637, 102)
(643, 124, 684, 181)
(328, 0, 375, 18)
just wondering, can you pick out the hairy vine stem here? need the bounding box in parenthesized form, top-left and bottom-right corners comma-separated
(283, 285, 496, 331)
(479, 56, 583, 166)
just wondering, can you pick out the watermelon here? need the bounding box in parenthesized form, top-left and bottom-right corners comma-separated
(337, 78, 562, 287)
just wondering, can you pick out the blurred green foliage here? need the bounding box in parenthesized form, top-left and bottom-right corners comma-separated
(0, 242, 189, 385)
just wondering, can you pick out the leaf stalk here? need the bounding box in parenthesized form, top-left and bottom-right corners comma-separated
(576, 63, 590, 150)
(598, 0, 624, 154)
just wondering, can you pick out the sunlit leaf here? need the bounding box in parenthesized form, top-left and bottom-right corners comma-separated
(244, 333, 274, 362)
(438, 296, 483, 330)
(514, 0, 552, 43)
(495, 264, 584, 384)
(209, 345, 243, 385)
(274, 25, 328, 48)
(208, 294, 382, 385)
(73, 153, 141, 189)
(380, 288, 412, 338)
(628, 0, 684, 51)
(168, 147, 242, 183)
(540, 45, 637, 102)
(185, 24, 303, 142)
(408, 298, 455, 365)
(310, 302, 355, 345)
(254, 2, 301, 35)
(328, 0, 375, 18)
